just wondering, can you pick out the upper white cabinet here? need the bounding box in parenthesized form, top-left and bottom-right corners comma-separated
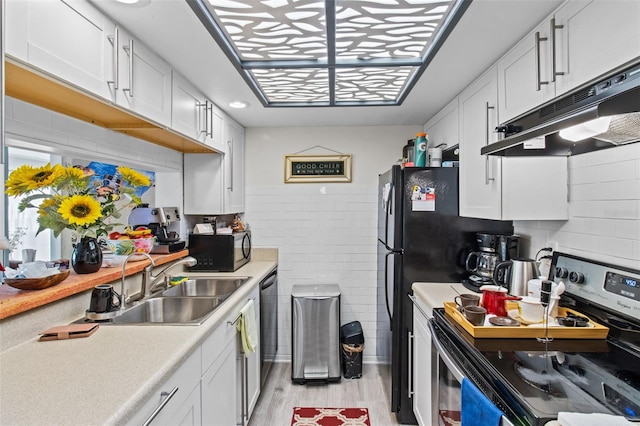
(225, 119, 246, 214)
(113, 27, 172, 127)
(423, 96, 459, 150)
(5, 0, 113, 100)
(459, 67, 568, 221)
(172, 71, 210, 145)
(498, 0, 640, 123)
(183, 117, 245, 215)
(553, 0, 640, 96)
(171, 71, 226, 153)
(459, 66, 503, 219)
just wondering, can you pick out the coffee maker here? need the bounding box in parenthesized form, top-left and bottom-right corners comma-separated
(127, 205, 186, 253)
(464, 232, 520, 291)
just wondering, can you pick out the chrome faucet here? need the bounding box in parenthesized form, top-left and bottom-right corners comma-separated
(144, 256, 197, 294)
(120, 252, 155, 310)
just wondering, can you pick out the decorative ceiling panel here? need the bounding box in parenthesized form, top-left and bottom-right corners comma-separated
(189, 0, 468, 106)
(250, 68, 330, 103)
(335, 66, 413, 101)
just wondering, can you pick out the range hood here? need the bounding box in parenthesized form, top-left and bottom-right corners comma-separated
(482, 62, 640, 156)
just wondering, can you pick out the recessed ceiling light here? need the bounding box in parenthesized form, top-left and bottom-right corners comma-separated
(114, 0, 150, 6)
(229, 101, 249, 109)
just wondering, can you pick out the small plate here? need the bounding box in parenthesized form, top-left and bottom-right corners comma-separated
(507, 309, 547, 325)
(489, 316, 520, 327)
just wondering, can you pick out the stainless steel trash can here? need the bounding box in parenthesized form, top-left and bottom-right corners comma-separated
(291, 284, 341, 384)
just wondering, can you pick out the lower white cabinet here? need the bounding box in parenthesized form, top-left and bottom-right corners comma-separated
(127, 348, 202, 426)
(129, 285, 261, 426)
(202, 343, 237, 425)
(412, 298, 433, 426)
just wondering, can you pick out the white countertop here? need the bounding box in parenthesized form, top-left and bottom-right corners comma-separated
(412, 281, 468, 315)
(0, 260, 277, 426)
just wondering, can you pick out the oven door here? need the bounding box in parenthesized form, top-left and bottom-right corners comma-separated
(429, 320, 515, 426)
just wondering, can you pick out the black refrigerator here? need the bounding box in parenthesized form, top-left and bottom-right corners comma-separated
(376, 166, 513, 424)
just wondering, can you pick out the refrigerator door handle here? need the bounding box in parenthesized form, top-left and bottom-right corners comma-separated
(384, 248, 403, 330)
(384, 180, 395, 245)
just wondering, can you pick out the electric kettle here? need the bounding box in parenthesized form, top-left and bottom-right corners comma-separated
(493, 258, 540, 296)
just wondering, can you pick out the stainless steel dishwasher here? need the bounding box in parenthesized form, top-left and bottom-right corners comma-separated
(259, 268, 278, 387)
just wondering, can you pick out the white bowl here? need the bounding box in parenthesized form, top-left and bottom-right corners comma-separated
(517, 296, 545, 324)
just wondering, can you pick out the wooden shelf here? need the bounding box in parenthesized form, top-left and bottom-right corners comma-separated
(0, 250, 190, 320)
(4, 60, 216, 154)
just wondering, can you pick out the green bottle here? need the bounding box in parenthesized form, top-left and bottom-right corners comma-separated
(414, 132, 427, 167)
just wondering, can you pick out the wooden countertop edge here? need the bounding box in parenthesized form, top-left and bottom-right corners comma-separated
(0, 250, 190, 320)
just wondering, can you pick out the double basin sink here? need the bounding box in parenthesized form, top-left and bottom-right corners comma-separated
(106, 277, 250, 326)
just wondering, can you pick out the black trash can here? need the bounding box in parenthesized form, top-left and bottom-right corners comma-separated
(340, 321, 364, 379)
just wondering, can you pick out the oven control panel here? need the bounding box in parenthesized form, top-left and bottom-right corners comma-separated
(552, 252, 640, 318)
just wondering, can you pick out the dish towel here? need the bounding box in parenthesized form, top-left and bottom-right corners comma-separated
(557, 412, 634, 426)
(236, 299, 258, 356)
(461, 378, 504, 426)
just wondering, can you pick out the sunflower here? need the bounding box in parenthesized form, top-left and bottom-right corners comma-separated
(118, 166, 150, 187)
(58, 195, 103, 227)
(38, 196, 61, 217)
(4, 163, 62, 196)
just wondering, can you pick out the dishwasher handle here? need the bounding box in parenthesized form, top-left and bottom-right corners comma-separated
(260, 270, 277, 290)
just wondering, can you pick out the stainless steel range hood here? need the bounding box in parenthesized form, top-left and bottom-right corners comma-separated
(482, 62, 640, 156)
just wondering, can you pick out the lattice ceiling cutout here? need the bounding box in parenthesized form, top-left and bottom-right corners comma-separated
(189, 0, 467, 106)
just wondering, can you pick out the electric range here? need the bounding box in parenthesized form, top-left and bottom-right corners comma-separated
(432, 252, 640, 425)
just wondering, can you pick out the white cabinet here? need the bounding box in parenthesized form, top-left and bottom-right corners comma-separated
(423, 96, 459, 150)
(497, 20, 555, 123)
(459, 66, 502, 219)
(183, 153, 224, 215)
(183, 119, 245, 215)
(127, 348, 202, 426)
(172, 71, 210, 145)
(412, 298, 433, 426)
(172, 72, 226, 152)
(498, 0, 640, 123)
(200, 286, 260, 426)
(243, 295, 261, 423)
(224, 119, 246, 214)
(202, 340, 237, 426)
(5, 0, 114, 100)
(459, 66, 568, 220)
(114, 27, 172, 127)
(553, 0, 640, 97)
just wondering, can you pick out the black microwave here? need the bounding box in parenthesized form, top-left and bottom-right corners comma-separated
(187, 231, 251, 272)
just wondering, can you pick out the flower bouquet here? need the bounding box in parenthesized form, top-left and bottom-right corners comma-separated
(5, 163, 151, 273)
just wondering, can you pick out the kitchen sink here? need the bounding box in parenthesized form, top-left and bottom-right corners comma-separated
(110, 297, 226, 325)
(161, 277, 250, 297)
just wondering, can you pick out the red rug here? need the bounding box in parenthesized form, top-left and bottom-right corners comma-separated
(291, 407, 371, 426)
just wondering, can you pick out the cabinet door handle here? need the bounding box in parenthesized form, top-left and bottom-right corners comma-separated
(107, 27, 119, 90)
(408, 331, 414, 398)
(485, 102, 495, 185)
(122, 38, 134, 97)
(535, 31, 549, 91)
(197, 100, 208, 136)
(244, 354, 249, 425)
(550, 18, 564, 82)
(207, 101, 213, 138)
(227, 139, 234, 191)
(141, 386, 178, 426)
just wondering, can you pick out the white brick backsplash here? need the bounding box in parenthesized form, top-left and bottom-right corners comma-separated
(516, 144, 640, 269)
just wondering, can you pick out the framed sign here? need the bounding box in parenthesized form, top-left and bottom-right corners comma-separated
(284, 154, 352, 183)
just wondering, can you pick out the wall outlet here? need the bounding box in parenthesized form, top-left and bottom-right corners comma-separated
(548, 241, 560, 252)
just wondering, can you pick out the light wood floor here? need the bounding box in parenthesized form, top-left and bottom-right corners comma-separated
(248, 362, 401, 425)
